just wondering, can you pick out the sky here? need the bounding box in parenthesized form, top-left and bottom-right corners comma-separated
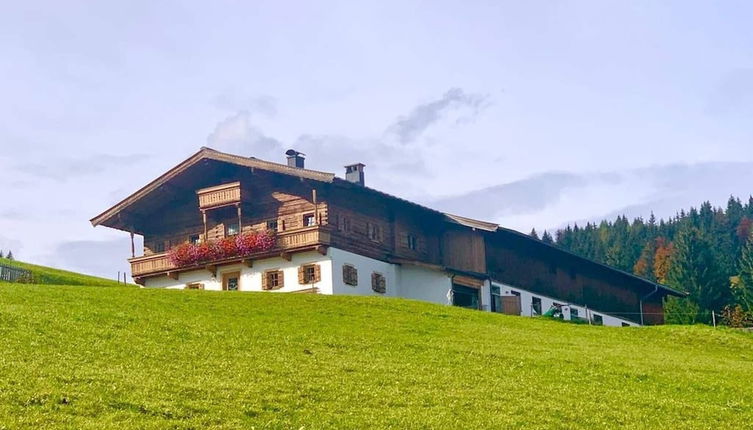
(1, 1, 753, 279)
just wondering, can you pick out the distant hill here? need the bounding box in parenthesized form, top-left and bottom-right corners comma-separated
(0, 284, 751, 428)
(0, 257, 126, 287)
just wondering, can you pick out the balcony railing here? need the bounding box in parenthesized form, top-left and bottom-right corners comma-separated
(130, 226, 331, 278)
(197, 182, 241, 210)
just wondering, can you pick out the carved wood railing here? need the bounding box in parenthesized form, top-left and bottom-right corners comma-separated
(130, 226, 331, 277)
(197, 182, 242, 209)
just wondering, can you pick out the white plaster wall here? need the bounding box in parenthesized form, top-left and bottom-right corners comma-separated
(400, 265, 453, 306)
(328, 247, 400, 298)
(492, 281, 639, 327)
(142, 251, 332, 294)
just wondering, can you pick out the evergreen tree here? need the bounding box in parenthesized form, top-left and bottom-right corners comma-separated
(529, 228, 539, 240)
(667, 226, 731, 322)
(6, 250, 13, 261)
(541, 231, 554, 244)
(734, 234, 753, 313)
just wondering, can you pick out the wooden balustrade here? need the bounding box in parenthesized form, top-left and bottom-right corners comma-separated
(130, 227, 330, 278)
(197, 182, 242, 209)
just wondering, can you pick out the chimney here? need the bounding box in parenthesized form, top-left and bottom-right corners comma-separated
(345, 163, 365, 186)
(285, 149, 305, 168)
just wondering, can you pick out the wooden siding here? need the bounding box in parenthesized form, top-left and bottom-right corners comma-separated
(442, 228, 486, 274)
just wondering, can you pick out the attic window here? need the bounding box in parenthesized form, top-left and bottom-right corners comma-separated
(367, 222, 382, 242)
(406, 234, 418, 250)
(303, 213, 316, 227)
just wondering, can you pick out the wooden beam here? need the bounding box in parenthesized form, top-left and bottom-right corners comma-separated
(130, 231, 135, 258)
(242, 258, 253, 268)
(167, 272, 179, 280)
(237, 204, 242, 233)
(280, 252, 292, 261)
(134, 277, 145, 286)
(202, 210, 208, 242)
(206, 264, 217, 277)
(316, 245, 328, 256)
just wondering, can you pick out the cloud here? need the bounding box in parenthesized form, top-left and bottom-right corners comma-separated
(387, 88, 489, 144)
(706, 68, 753, 116)
(213, 92, 277, 117)
(207, 110, 283, 159)
(0, 209, 27, 221)
(432, 161, 753, 232)
(44, 237, 141, 279)
(15, 154, 149, 181)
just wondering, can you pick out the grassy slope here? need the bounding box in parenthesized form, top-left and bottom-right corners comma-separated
(0, 285, 751, 429)
(0, 258, 124, 287)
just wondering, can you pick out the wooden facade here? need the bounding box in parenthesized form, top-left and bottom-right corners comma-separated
(91, 147, 683, 324)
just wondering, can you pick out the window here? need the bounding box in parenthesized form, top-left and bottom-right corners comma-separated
(510, 290, 521, 297)
(267, 220, 278, 231)
(491, 285, 501, 313)
(452, 284, 479, 310)
(226, 222, 240, 236)
(303, 213, 316, 227)
(185, 283, 204, 290)
(298, 264, 321, 284)
(343, 264, 358, 286)
(621, 322, 630, 327)
(592, 314, 604, 326)
(222, 272, 241, 291)
(339, 216, 351, 233)
(263, 270, 284, 290)
(189, 234, 201, 245)
(367, 222, 382, 242)
(570, 308, 579, 319)
(371, 272, 386, 294)
(406, 234, 418, 250)
(531, 296, 542, 315)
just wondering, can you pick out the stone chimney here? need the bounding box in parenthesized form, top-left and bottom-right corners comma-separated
(345, 163, 365, 186)
(285, 149, 305, 168)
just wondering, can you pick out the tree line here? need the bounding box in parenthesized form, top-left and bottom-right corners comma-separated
(0, 250, 14, 260)
(533, 196, 753, 326)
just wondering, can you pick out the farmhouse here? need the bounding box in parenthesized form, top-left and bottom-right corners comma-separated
(91, 147, 684, 326)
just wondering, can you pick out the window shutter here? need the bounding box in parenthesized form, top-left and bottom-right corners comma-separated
(278, 270, 284, 288)
(314, 264, 321, 282)
(298, 266, 306, 284)
(261, 272, 269, 290)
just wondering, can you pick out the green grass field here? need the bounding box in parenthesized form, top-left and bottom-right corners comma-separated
(0, 282, 751, 429)
(0, 258, 125, 287)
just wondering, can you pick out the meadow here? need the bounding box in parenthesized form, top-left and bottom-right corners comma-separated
(0, 282, 751, 429)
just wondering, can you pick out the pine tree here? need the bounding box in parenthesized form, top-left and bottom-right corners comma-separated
(6, 250, 13, 261)
(667, 227, 732, 322)
(734, 234, 753, 313)
(529, 228, 539, 240)
(541, 231, 554, 244)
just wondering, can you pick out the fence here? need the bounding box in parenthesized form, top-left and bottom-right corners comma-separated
(0, 264, 33, 283)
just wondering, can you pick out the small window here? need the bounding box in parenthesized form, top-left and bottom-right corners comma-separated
(298, 264, 321, 284)
(570, 308, 579, 319)
(189, 234, 201, 245)
(303, 213, 316, 227)
(339, 216, 351, 233)
(592, 314, 604, 326)
(267, 220, 278, 231)
(343, 264, 358, 286)
(531, 296, 542, 315)
(367, 223, 382, 242)
(406, 234, 418, 250)
(226, 222, 240, 236)
(621, 322, 630, 327)
(185, 283, 204, 290)
(263, 270, 284, 290)
(371, 272, 386, 294)
(510, 290, 521, 297)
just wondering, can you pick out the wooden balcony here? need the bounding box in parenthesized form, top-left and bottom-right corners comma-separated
(130, 226, 331, 278)
(197, 182, 241, 210)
